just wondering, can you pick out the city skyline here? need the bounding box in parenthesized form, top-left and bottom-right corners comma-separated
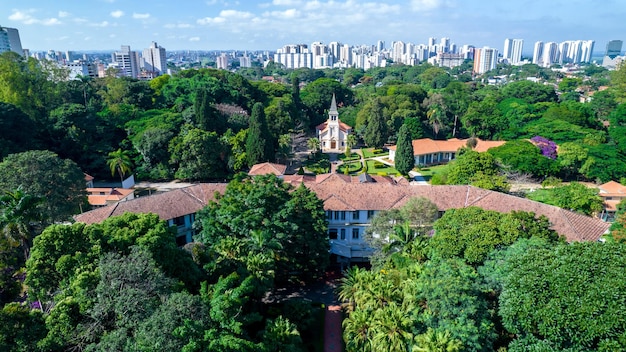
(5, 0, 626, 53)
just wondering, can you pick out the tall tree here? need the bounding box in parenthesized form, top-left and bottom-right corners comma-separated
(363, 98, 388, 148)
(498, 242, 626, 351)
(194, 88, 225, 134)
(246, 102, 274, 167)
(106, 148, 133, 183)
(0, 150, 87, 223)
(394, 124, 415, 177)
(0, 187, 42, 260)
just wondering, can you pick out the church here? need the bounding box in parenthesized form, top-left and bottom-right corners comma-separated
(316, 94, 352, 152)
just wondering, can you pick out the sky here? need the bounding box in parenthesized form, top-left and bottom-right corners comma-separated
(4, 0, 626, 54)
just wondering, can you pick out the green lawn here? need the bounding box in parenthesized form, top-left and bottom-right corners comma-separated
(361, 148, 389, 159)
(417, 164, 450, 181)
(365, 160, 399, 176)
(526, 188, 557, 205)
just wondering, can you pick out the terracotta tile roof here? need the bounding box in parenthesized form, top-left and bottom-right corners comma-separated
(248, 162, 287, 176)
(388, 138, 505, 155)
(598, 181, 626, 197)
(84, 173, 94, 182)
(87, 188, 134, 206)
(315, 120, 352, 133)
(75, 183, 226, 224)
(75, 177, 610, 243)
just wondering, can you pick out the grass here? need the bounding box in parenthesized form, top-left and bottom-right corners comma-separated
(337, 161, 363, 174)
(526, 188, 557, 205)
(365, 160, 398, 176)
(361, 148, 389, 159)
(417, 164, 450, 181)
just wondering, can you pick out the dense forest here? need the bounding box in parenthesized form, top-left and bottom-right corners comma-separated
(1, 50, 626, 351)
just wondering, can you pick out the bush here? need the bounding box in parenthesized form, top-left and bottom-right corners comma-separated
(431, 173, 448, 185)
(541, 176, 562, 188)
(373, 149, 385, 154)
(373, 161, 385, 169)
(378, 172, 388, 177)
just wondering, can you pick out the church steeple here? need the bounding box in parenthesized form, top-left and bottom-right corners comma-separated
(329, 93, 338, 113)
(328, 94, 338, 122)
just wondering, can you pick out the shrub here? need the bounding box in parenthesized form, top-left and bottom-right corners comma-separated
(373, 161, 385, 169)
(378, 172, 388, 177)
(541, 176, 562, 188)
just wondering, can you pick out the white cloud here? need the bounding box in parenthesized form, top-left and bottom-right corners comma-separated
(9, 9, 62, 25)
(8, 9, 38, 24)
(189, 36, 200, 41)
(110, 10, 124, 18)
(58, 11, 70, 18)
(132, 13, 151, 19)
(197, 16, 226, 25)
(220, 10, 253, 19)
(265, 8, 300, 19)
(273, 0, 301, 5)
(90, 21, 109, 27)
(109, 34, 116, 38)
(410, 0, 444, 11)
(41, 18, 62, 26)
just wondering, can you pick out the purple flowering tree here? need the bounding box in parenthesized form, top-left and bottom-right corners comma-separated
(530, 136, 557, 160)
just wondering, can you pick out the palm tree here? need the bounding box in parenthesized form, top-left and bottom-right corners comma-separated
(0, 186, 43, 260)
(343, 309, 373, 352)
(371, 302, 414, 352)
(412, 328, 463, 352)
(107, 149, 133, 184)
(307, 137, 321, 155)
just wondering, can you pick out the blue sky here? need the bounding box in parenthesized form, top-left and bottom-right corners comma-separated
(4, 0, 625, 54)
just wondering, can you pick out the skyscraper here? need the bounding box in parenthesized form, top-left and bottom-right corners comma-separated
(0, 26, 23, 56)
(533, 41, 544, 65)
(542, 42, 559, 67)
(503, 39, 512, 60)
(605, 40, 623, 59)
(142, 41, 167, 76)
(113, 45, 140, 78)
(473, 47, 498, 74)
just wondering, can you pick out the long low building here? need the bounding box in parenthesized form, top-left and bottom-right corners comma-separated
(75, 174, 610, 262)
(388, 138, 505, 166)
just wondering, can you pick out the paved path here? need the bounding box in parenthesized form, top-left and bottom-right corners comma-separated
(324, 305, 343, 352)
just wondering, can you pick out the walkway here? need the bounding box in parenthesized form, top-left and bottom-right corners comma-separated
(324, 305, 343, 352)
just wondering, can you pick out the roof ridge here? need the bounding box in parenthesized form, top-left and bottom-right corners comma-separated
(179, 185, 207, 206)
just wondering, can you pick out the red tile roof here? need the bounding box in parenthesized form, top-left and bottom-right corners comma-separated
(75, 177, 609, 243)
(388, 138, 505, 155)
(315, 120, 352, 133)
(248, 162, 287, 176)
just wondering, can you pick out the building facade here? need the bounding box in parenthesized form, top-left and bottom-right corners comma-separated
(0, 26, 23, 56)
(113, 45, 140, 78)
(142, 41, 167, 76)
(316, 94, 352, 152)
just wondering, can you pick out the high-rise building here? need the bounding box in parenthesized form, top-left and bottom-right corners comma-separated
(533, 41, 543, 65)
(580, 40, 594, 63)
(542, 42, 558, 67)
(473, 47, 498, 74)
(113, 45, 140, 78)
(503, 39, 512, 60)
(216, 53, 228, 70)
(376, 40, 385, 52)
(0, 26, 23, 56)
(142, 41, 167, 76)
(504, 39, 524, 65)
(605, 40, 623, 59)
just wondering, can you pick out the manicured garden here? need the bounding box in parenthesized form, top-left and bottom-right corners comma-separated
(361, 148, 388, 159)
(365, 159, 399, 176)
(337, 161, 363, 174)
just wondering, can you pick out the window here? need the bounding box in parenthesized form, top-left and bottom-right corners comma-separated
(340, 211, 346, 220)
(334, 211, 340, 220)
(353, 211, 360, 220)
(367, 210, 376, 219)
(352, 228, 360, 239)
(173, 216, 185, 227)
(340, 229, 346, 240)
(329, 229, 338, 240)
(326, 211, 332, 220)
